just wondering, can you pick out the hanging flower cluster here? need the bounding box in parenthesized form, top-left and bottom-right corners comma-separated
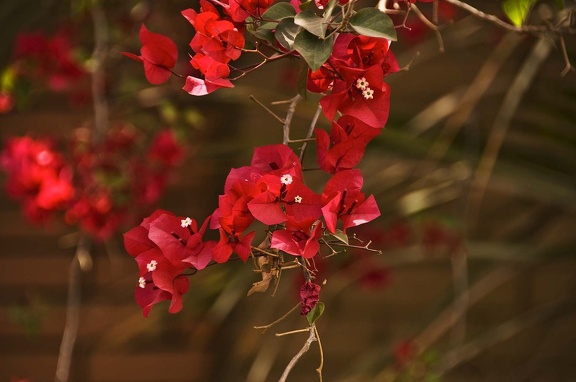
(118, 0, 404, 319)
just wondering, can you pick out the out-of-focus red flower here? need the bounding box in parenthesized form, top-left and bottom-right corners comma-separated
(0, 91, 14, 113)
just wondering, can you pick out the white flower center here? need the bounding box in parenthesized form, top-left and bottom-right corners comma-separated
(138, 277, 146, 288)
(362, 87, 374, 100)
(355, 77, 369, 90)
(280, 174, 293, 185)
(147, 260, 158, 272)
(294, 195, 303, 203)
(181, 217, 192, 228)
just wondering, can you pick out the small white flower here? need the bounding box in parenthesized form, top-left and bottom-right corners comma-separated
(147, 260, 158, 272)
(355, 77, 369, 90)
(294, 195, 303, 203)
(280, 174, 293, 185)
(362, 87, 374, 100)
(138, 277, 146, 289)
(181, 217, 193, 228)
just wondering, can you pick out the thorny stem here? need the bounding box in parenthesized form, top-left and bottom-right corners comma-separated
(278, 325, 318, 382)
(276, 327, 311, 337)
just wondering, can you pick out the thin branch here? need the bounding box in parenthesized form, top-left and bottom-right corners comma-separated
(299, 104, 323, 163)
(559, 34, 576, 76)
(249, 95, 285, 125)
(254, 302, 301, 333)
(313, 325, 324, 381)
(278, 325, 317, 382)
(55, 236, 90, 382)
(411, 4, 446, 52)
(442, 0, 574, 34)
(283, 95, 302, 145)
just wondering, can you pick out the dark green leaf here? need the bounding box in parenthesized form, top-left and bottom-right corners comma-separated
(502, 0, 537, 27)
(275, 18, 301, 51)
(349, 8, 397, 40)
(261, 2, 297, 20)
(306, 301, 325, 325)
(296, 59, 309, 100)
(295, 10, 327, 38)
(293, 30, 334, 71)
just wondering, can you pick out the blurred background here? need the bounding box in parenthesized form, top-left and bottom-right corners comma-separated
(1, 0, 575, 381)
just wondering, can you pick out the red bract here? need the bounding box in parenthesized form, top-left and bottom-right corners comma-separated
(181, 6, 245, 95)
(122, 24, 178, 85)
(124, 210, 215, 316)
(321, 169, 380, 233)
(307, 33, 398, 128)
(270, 217, 322, 258)
(299, 281, 321, 315)
(315, 115, 381, 174)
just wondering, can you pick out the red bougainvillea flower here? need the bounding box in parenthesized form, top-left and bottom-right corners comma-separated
(181, 4, 245, 95)
(124, 210, 216, 316)
(300, 281, 321, 315)
(315, 114, 381, 174)
(270, 217, 322, 258)
(122, 24, 178, 85)
(307, 33, 398, 128)
(321, 169, 380, 233)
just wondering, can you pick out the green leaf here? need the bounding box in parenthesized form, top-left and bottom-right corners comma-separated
(349, 8, 397, 40)
(502, 0, 537, 27)
(322, 0, 338, 30)
(275, 18, 301, 51)
(261, 2, 296, 20)
(295, 10, 327, 38)
(293, 30, 334, 71)
(296, 59, 309, 100)
(555, 0, 565, 9)
(306, 301, 325, 325)
(330, 229, 349, 245)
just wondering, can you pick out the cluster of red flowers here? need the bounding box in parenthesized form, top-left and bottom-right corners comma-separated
(0, 28, 88, 113)
(118, 0, 407, 317)
(0, 126, 185, 240)
(124, 143, 380, 316)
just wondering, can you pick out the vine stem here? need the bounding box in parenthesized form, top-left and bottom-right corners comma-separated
(55, 236, 91, 382)
(278, 325, 318, 382)
(283, 95, 302, 145)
